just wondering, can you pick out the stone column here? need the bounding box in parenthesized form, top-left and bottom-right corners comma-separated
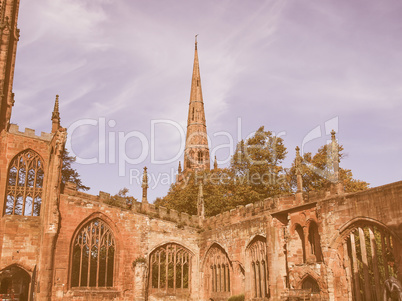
(133, 261, 148, 301)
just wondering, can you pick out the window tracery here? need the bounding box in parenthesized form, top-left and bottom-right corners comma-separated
(248, 236, 269, 298)
(149, 243, 191, 294)
(5, 150, 44, 216)
(71, 218, 115, 288)
(204, 244, 231, 298)
(198, 151, 203, 164)
(342, 223, 400, 301)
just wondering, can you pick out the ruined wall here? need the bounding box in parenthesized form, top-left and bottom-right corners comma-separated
(197, 181, 402, 301)
(0, 126, 52, 274)
(52, 186, 200, 301)
(1, 125, 401, 301)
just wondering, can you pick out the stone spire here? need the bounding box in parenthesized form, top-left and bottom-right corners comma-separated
(51, 95, 61, 133)
(331, 130, 339, 183)
(141, 167, 148, 204)
(183, 36, 210, 172)
(178, 161, 182, 174)
(197, 182, 205, 222)
(295, 146, 303, 193)
(0, 0, 21, 132)
(213, 156, 218, 170)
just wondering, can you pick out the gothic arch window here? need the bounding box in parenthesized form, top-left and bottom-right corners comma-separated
(301, 276, 320, 293)
(247, 236, 269, 299)
(149, 243, 192, 295)
(308, 221, 323, 262)
(295, 224, 306, 263)
(5, 150, 44, 216)
(341, 222, 401, 301)
(204, 244, 231, 298)
(71, 218, 115, 288)
(192, 107, 195, 121)
(198, 151, 203, 164)
(0, 265, 31, 300)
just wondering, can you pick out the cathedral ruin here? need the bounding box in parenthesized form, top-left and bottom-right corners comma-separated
(0, 1, 401, 300)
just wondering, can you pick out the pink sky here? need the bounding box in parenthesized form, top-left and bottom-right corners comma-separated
(11, 0, 402, 201)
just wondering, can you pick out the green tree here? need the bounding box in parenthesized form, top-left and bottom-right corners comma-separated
(288, 143, 369, 193)
(158, 126, 369, 216)
(157, 126, 289, 216)
(231, 126, 289, 201)
(155, 169, 234, 216)
(61, 148, 90, 191)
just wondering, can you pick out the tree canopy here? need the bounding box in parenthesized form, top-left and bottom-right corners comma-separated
(61, 148, 90, 191)
(155, 126, 369, 216)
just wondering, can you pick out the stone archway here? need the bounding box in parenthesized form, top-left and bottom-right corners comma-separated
(0, 265, 31, 301)
(330, 219, 402, 301)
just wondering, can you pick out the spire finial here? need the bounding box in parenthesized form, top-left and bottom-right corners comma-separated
(214, 156, 218, 170)
(51, 94, 61, 133)
(295, 146, 303, 192)
(142, 167, 149, 203)
(195, 34, 198, 49)
(331, 129, 336, 142)
(178, 161, 182, 174)
(330, 130, 339, 184)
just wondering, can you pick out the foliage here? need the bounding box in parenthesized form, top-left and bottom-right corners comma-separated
(61, 148, 90, 191)
(156, 127, 290, 216)
(288, 143, 369, 193)
(132, 256, 147, 267)
(104, 188, 137, 209)
(157, 126, 369, 216)
(231, 126, 289, 200)
(155, 169, 235, 216)
(227, 294, 245, 301)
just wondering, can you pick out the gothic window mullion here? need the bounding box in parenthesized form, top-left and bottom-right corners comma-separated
(105, 231, 110, 287)
(30, 160, 38, 216)
(12, 159, 21, 215)
(181, 253, 184, 289)
(156, 252, 161, 290)
(21, 157, 30, 215)
(86, 224, 92, 288)
(78, 237, 84, 286)
(72, 219, 115, 289)
(227, 264, 230, 292)
(165, 248, 169, 293)
(95, 224, 101, 287)
(173, 244, 177, 292)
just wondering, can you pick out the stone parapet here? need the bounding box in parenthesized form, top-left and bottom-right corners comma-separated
(8, 124, 53, 141)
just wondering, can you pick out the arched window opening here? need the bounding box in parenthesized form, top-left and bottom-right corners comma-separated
(295, 224, 306, 263)
(343, 224, 401, 301)
(302, 276, 320, 293)
(192, 107, 195, 121)
(247, 236, 269, 298)
(308, 222, 323, 262)
(0, 265, 31, 301)
(198, 151, 203, 164)
(204, 244, 231, 299)
(71, 218, 115, 288)
(5, 150, 44, 216)
(150, 243, 191, 295)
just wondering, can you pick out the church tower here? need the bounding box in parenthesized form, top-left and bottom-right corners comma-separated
(0, 0, 20, 132)
(183, 37, 210, 172)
